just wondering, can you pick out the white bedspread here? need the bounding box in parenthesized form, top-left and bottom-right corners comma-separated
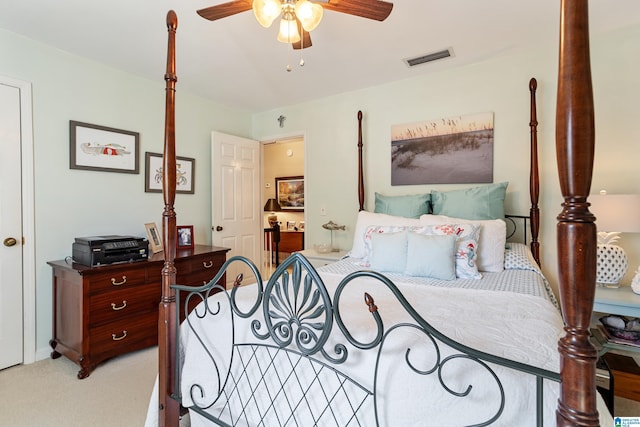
(145, 246, 613, 427)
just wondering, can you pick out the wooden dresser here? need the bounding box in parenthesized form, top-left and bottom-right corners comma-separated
(47, 245, 229, 379)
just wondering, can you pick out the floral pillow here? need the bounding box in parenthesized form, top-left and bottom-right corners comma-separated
(362, 223, 481, 279)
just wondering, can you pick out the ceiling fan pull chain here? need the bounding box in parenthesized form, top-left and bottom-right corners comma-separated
(299, 28, 305, 67)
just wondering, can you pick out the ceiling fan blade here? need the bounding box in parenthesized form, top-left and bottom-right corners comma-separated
(197, 0, 253, 21)
(322, 0, 393, 21)
(293, 19, 313, 50)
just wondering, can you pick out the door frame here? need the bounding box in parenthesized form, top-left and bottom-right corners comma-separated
(1, 75, 36, 364)
(259, 131, 307, 253)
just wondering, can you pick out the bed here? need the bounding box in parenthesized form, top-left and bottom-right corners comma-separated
(152, 2, 604, 426)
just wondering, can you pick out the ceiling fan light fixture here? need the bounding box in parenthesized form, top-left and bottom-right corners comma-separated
(295, 0, 323, 32)
(277, 16, 301, 43)
(253, 0, 281, 28)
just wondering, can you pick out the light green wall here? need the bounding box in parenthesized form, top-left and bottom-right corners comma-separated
(253, 23, 640, 298)
(2, 22, 639, 359)
(0, 29, 253, 357)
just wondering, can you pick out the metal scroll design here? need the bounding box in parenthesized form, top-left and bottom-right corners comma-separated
(172, 254, 560, 426)
(333, 269, 561, 427)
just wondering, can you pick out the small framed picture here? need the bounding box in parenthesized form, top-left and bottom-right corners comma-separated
(286, 220, 296, 231)
(145, 152, 195, 194)
(177, 225, 194, 249)
(298, 221, 304, 231)
(145, 222, 163, 253)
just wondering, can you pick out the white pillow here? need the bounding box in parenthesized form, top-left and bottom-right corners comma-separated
(369, 231, 408, 273)
(348, 211, 421, 259)
(420, 214, 506, 272)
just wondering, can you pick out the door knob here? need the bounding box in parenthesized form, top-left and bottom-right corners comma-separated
(3, 237, 18, 247)
(215, 226, 223, 232)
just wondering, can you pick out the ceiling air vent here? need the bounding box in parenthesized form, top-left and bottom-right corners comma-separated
(404, 48, 453, 67)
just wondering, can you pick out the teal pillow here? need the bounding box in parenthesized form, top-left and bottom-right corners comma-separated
(374, 192, 431, 219)
(404, 233, 457, 280)
(431, 182, 508, 220)
(369, 231, 408, 273)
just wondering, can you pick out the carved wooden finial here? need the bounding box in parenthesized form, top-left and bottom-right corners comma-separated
(364, 292, 378, 313)
(233, 273, 244, 288)
(166, 10, 177, 30)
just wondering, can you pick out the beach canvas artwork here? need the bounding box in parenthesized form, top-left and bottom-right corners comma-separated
(391, 112, 494, 185)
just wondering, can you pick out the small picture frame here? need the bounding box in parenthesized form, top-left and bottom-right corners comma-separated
(70, 121, 139, 174)
(298, 221, 304, 231)
(145, 152, 195, 194)
(145, 222, 163, 253)
(286, 220, 296, 231)
(177, 225, 194, 249)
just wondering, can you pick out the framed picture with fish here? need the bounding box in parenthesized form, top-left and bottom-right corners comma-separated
(144, 152, 195, 194)
(69, 120, 139, 173)
(275, 176, 304, 211)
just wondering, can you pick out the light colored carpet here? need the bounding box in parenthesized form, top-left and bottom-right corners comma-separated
(1, 345, 638, 426)
(0, 347, 157, 427)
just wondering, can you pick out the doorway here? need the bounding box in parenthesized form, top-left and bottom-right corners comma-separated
(262, 137, 305, 276)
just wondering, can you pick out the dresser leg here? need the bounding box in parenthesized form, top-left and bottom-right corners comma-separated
(77, 357, 92, 379)
(49, 339, 61, 359)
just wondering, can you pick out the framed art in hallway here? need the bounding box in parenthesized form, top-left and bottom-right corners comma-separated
(69, 120, 139, 173)
(275, 176, 304, 211)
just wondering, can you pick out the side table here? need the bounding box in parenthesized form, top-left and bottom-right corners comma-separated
(296, 248, 348, 268)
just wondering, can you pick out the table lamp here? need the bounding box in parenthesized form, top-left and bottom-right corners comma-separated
(264, 198, 281, 227)
(590, 192, 640, 287)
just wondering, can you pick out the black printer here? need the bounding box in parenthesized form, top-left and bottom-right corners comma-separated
(72, 235, 149, 267)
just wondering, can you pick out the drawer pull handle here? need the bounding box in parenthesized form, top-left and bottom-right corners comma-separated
(111, 276, 127, 286)
(111, 301, 127, 311)
(203, 261, 214, 268)
(112, 331, 127, 341)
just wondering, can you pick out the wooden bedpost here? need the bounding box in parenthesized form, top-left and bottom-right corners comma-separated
(158, 10, 180, 427)
(555, 1, 599, 425)
(528, 78, 541, 266)
(357, 110, 365, 211)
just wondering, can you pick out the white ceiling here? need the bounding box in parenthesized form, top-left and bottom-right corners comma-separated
(2, 0, 640, 113)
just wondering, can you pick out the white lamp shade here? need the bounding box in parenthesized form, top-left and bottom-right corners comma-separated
(277, 18, 301, 43)
(253, 0, 281, 28)
(590, 194, 640, 233)
(295, 0, 323, 32)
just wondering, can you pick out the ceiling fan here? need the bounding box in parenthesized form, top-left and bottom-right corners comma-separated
(197, 0, 394, 50)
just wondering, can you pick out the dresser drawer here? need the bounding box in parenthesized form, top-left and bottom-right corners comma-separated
(89, 285, 160, 327)
(176, 253, 226, 284)
(86, 267, 148, 295)
(89, 313, 157, 356)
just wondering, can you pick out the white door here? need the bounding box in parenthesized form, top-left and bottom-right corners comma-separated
(0, 82, 24, 370)
(211, 131, 262, 287)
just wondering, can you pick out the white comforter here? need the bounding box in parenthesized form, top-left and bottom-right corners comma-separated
(145, 251, 613, 427)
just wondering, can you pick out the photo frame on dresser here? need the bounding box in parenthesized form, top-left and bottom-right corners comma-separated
(145, 222, 163, 253)
(177, 225, 194, 249)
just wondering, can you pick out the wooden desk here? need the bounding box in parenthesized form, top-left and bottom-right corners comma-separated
(279, 231, 304, 253)
(264, 228, 304, 266)
(48, 245, 229, 379)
